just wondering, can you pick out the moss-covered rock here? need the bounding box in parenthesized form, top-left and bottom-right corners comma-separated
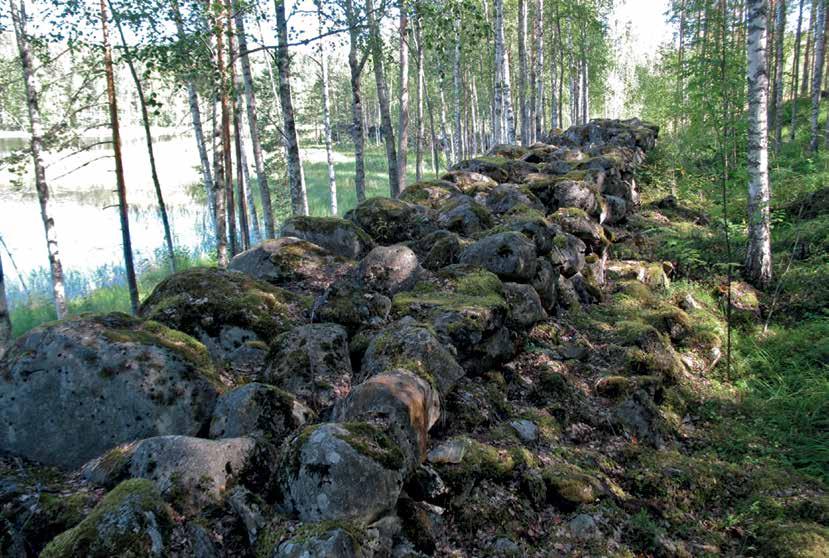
(281, 216, 375, 259)
(440, 169, 499, 195)
(209, 382, 313, 441)
(435, 196, 496, 236)
(452, 157, 510, 183)
(483, 183, 545, 215)
(458, 231, 538, 282)
(41, 479, 172, 558)
(0, 313, 221, 469)
(140, 267, 311, 379)
(346, 197, 436, 244)
(229, 237, 355, 295)
(398, 179, 463, 209)
(278, 423, 404, 524)
(311, 280, 391, 336)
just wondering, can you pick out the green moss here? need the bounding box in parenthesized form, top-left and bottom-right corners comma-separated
(758, 522, 829, 558)
(340, 422, 406, 472)
(41, 479, 170, 558)
(435, 438, 516, 487)
(542, 463, 601, 506)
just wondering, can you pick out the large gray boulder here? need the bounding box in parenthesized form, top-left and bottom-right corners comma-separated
(334, 369, 440, 472)
(550, 231, 587, 278)
(312, 281, 391, 336)
(503, 282, 548, 328)
(439, 170, 498, 195)
(139, 267, 311, 380)
(435, 197, 495, 236)
(228, 237, 354, 295)
(459, 231, 538, 282)
(0, 313, 222, 469)
(360, 318, 464, 397)
(83, 435, 256, 510)
(346, 197, 436, 244)
(483, 184, 545, 215)
(272, 527, 363, 558)
(355, 245, 423, 295)
(263, 323, 353, 413)
(398, 179, 463, 209)
(209, 382, 313, 440)
(278, 423, 404, 524)
(40, 479, 172, 558)
(281, 216, 375, 259)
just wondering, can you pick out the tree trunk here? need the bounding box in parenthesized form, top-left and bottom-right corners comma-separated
(275, 0, 309, 215)
(415, 15, 425, 181)
(772, 0, 786, 151)
(746, 0, 774, 289)
(345, 0, 367, 202)
(453, 20, 463, 163)
(224, 0, 237, 257)
(398, 1, 410, 190)
(100, 0, 139, 313)
(10, 0, 67, 319)
(234, 1, 274, 238)
(233, 87, 250, 250)
(172, 0, 215, 233)
(518, 0, 529, 145)
(440, 89, 453, 166)
(676, 0, 686, 133)
(503, 48, 517, 143)
(803, 0, 817, 95)
(792, 0, 806, 140)
(581, 48, 589, 123)
(237, 93, 260, 244)
(493, 0, 505, 143)
(111, 2, 176, 271)
(532, 0, 544, 141)
(810, 0, 826, 152)
(471, 75, 480, 155)
(212, 12, 229, 267)
(425, 82, 440, 175)
(318, 5, 338, 214)
(367, 0, 401, 196)
(0, 254, 10, 359)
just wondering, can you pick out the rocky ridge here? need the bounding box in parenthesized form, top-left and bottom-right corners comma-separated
(2, 118, 825, 557)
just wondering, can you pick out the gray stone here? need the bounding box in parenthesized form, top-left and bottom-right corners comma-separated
(228, 237, 354, 295)
(346, 197, 436, 245)
(532, 257, 559, 311)
(335, 369, 440, 472)
(440, 170, 499, 195)
(483, 184, 545, 215)
(569, 513, 601, 539)
(360, 318, 464, 397)
(355, 245, 423, 295)
(40, 479, 172, 558)
(0, 313, 221, 469)
(459, 231, 538, 282)
(435, 197, 495, 236)
(274, 527, 363, 558)
(549, 232, 586, 278)
(264, 323, 353, 413)
(492, 537, 521, 556)
(312, 281, 392, 336)
(509, 419, 539, 444)
(398, 179, 463, 209)
(139, 267, 311, 380)
(553, 180, 600, 215)
(503, 282, 548, 328)
(83, 435, 256, 510)
(278, 423, 404, 524)
(281, 215, 375, 259)
(227, 487, 266, 546)
(209, 382, 313, 440)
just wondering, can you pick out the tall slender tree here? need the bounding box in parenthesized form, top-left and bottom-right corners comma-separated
(453, 19, 463, 163)
(809, 0, 826, 152)
(318, 3, 338, 214)
(234, 0, 274, 237)
(518, 0, 529, 145)
(9, 0, 67, 319)
(398, 1, 410, 191)
(493, 0, 506, 143)
(791, 0, 806, 140)
(275, 0, 309, 215)
(771, 0, 786, 151)
(414, 13, 425, 181)
(746, 0, 773, 288)
(110, 1, 176, 271)
(367, 0, 401, 196)
(345, 0, 368, 202)
(100, 0, 139, 313)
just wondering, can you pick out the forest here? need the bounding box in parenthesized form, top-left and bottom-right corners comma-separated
(0, 0, 827, 556)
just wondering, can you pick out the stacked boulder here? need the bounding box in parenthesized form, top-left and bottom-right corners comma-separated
(0, 118, 657, 557)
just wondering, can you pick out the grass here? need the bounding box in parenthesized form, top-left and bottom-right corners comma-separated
(636, 99, 829, 482)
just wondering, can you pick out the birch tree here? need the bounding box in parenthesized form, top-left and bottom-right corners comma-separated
(275, 0, 309, 215)
(771, 0, 786, 151)
(318, 4, 338, 214)
(518, 0, 529, 145)
(234, 0, 274, 237)
(746, 0, 773, 288)
(100, 0, 140, 313)
(791, 0, 806, 140)
(453, 20, 463, 164)
(367, 0, 401, 196)
(345, 0, 368, 202)
(493, 0, 506, 143)
(9, 0, 68, 319)
(414, 14, 425, 181)
(398, 1, 410, 191)
(809, 0, 826, 152)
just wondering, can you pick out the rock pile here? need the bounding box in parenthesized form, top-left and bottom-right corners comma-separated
(0, 118, 662, 557)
